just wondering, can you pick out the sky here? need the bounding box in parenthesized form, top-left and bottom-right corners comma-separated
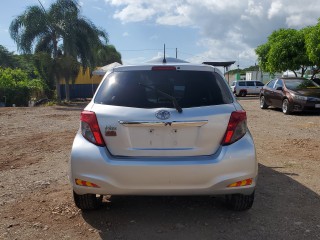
(1, 0, 320, 70)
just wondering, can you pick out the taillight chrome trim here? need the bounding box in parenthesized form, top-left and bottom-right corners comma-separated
(119, 120, 208, 127)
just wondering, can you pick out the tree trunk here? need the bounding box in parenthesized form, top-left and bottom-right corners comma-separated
(55, 76, 62, 102)
(56, 80, 62, 102)
(65, 79, 70, 102)
(52, 33, 62, 102)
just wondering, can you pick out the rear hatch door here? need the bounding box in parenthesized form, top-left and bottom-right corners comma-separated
(92, 65, 235, 157)
(93, 104, 235, 157)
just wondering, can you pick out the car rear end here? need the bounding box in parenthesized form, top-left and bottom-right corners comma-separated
(69, 59, 258, 210)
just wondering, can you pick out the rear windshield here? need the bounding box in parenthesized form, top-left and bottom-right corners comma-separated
(94, 70, 233, 108)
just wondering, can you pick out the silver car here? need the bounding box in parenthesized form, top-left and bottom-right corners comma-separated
(69, 57, 258, 211)
(231, 80, 265, 97)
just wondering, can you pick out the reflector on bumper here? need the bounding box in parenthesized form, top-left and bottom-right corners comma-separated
(75, 179, 100, 188)
(228, 178, 253, 187)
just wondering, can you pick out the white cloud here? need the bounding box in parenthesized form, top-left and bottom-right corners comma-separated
(104, 0, 320, 67)
(188, 37, 256, 67)
(113, 4, 155, 22)
(156, 5, 193, 26)
(246, 0, 264, 17)
(268, 1, 282, 19)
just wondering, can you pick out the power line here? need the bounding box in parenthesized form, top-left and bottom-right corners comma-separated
(118, 48, 176, 52)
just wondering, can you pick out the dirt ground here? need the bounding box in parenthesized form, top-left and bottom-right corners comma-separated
(0, 99, 319, 240)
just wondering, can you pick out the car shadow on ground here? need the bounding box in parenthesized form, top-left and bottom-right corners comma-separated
(235, 95, 260, 100)
(81, 164, 320, 240)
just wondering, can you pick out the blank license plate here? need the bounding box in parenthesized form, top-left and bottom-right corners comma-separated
(316, 104, 320, 108)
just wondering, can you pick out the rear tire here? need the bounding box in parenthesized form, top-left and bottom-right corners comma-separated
(260, 96, 268, 109)
(73, 191, 103, 210)
(225, 191, 255, 211)
(239, 91, 247, 97)
(282, 99, 292, 115)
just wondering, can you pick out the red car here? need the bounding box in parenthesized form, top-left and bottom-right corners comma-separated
(259, 78, 320, 114)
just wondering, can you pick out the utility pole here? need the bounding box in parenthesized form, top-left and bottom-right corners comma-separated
(176, 48, 178, 58)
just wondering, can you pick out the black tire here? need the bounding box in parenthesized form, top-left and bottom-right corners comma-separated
(225, 191, 255, 211)
(73, 191, 103, 210)
(282, 99, 292, 115)
(260, 96, 268, 109)
(239, 91, 247, 97)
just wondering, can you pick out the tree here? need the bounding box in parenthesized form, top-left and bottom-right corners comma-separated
(304, 23, 320, 78)
(0, 67, 45, 106)
(255, 44, 270, 73)
(0, 45, 17, 68)
(33, 52, 56, 99)
(10, 0, 108, 101)
(55, 55, 80, 101)
(256, 28, 310, 77)
(95, 45, 122, 66)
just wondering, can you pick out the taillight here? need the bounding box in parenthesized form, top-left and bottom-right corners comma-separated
(80, 111, 105, 146)
(222, 110, 247, 145)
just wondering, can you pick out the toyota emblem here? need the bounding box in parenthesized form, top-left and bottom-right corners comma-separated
(155, 110, 170, 120)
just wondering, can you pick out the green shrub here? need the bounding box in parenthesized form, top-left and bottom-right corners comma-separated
(0, 86, 30, 106)
(0, 67, 45, 106)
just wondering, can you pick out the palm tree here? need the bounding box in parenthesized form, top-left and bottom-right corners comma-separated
(95, 44, 122, 66)
(10, 0, 108, 101)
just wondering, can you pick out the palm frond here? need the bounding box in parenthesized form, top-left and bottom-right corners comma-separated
(9, 6, 49, 54)
(34, 34, 54, 54)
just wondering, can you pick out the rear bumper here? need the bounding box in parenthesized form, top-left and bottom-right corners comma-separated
(69, 132, 258, 196)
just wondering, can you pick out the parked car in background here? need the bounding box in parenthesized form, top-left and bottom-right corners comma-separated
(69, 57, 258, 211)
(231, 80, 264, 97)
(260, 77, 320, 114)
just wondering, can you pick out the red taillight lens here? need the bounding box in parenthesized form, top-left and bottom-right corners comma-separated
(80, 111, 105, 146)
(222, 110, 247, 145)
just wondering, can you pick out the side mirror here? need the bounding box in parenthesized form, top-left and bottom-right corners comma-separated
(276, 86, 283, 91)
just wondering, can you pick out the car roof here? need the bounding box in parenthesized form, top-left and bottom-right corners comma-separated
(110, 57, 223, 75)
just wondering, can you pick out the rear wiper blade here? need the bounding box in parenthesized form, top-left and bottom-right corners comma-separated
(139, 83, 183, 113)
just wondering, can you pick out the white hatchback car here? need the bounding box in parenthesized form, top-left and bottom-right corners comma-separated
(69, 57, 258, 211)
